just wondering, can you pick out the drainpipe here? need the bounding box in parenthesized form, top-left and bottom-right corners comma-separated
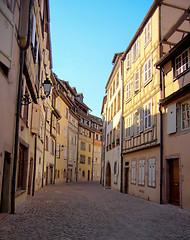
(54, 133, 57, 184)
(76, 124, 79, 182)
(91, 131, 95, 181)
(32, 134, 37, 196)
(159, 103, 163, 204)
(11, 0, 33, 214)
(42, 107, 47, 187)
(120, 60, 124, 193)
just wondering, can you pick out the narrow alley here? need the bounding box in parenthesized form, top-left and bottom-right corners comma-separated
(0, 182, 189, 240)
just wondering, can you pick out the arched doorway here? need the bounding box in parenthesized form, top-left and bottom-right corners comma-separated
(106, 162, 111, 187)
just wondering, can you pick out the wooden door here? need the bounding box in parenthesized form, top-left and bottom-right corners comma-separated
(88, 170, 90, 181)
(125, 168, 129, 194)
(169, 159, 180, 205)
(17, 147, 24, 188)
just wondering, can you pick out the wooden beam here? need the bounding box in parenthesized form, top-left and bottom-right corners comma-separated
(161, 40, 176, 46)
(162, 2, 187, 11)
(176, 29, 190, 34)
(162, 11, 189, 41)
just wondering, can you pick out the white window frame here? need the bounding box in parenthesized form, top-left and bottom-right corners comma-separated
(148, 158, 156, 187)
(134, 68, 141, 92)
(144, 19, 151, 47)
(132, 37, 140, 62)
(131, 160, 136, 184)
(125, 115, 132, 138)
(57, 99, 61, 112)
(64, 146, 67, 159)
(144, 99, 152, 130)
(56, 143, 60, 158)
(126, 80, 132, 102)
(139, 159, 145, 185)
(126, 51, 130, 69)
(133, 108, 143, 135)
(144, 56, 152, 84)
(181, 100, 190, 130)
(175, 48, 189, 77)
(64, 126, 67, 137)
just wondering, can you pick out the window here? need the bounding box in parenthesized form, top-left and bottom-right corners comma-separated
(57, 99, 61, 112)
(139, 160, 145, 185)
(126, 81, 132, 101)
(144, 19, 151, 46)
(89, 132, 91, 138)
(144, 100, 152, 130)
(113, 80, 115, 94)
(131, 161, 136, 184)
(116, 73, 119, 88)
(81, 142, 86, 151)
(148, 158, 156, 187)
(118, 91, 121, 111)
(82, 170, 85, 177)
(132, 37, 140, 62)
(64, 127, 67, 137)
(56, 144, 60, 158)
(126, 52, 130, 69)
(80, 127, 83, 135)
(114, 162, 119, 175)
(88, 157, 91, 165)
(57, 122, 61, 135)
(46, 136, 49, 151)
(65, 106, 68, 118)
(144, 56, 152, 84)
(96, 134, 98, 140)
(175, 49, 189, 77)
(89, 144, 91, 152)
(64, 147, 67, 159)
(114, 98, 116, 115)
(133, 108, 143, 135)
(125, 115, 132, 138)
(52, 140, 54, 155)
(134, 69, 141, 92)
(80, 155, 85, 164)
(181, 100, 190, 130)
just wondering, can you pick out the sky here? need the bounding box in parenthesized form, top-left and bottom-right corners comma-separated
(49, 0, 154, 118)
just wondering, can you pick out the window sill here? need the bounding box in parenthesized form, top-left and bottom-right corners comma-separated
(144, 127, 152, 133)
(144, 77, 153, 87)
(173, 67, 190, 82)
(126, 98, 132, 104)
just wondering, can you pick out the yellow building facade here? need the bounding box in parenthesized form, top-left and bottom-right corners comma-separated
(54, 82, 69, 184)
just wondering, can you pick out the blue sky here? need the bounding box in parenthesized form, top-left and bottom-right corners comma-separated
(49, 0, 154, 117)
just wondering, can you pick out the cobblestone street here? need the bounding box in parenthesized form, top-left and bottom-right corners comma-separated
(0, 182, 190, 240)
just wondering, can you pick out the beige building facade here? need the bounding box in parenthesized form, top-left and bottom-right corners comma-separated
(156, 33, 190, 210)
(104, 52, 123, 191)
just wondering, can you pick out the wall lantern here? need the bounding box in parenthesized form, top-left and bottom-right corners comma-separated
(22, 78, 52, 105)
(42, 78, 52, 97)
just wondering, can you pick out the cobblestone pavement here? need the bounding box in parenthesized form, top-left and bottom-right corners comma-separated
(0, 182, 190, 240)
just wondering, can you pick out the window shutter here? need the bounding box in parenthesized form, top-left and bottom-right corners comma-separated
(130, 115, 133, 137)
(148, 160, 152, 186)
(142, 161, 145, 184)
(133, 113, 137, 135)
(116, 162, 119, 175)
(31, 103, 40, 134)
(35, 39, 39, 63)
(139, 108, 144, 132)
(31, 13, 36, 46)
(167, 104, 177, 134)
(139, 163, 142, 185)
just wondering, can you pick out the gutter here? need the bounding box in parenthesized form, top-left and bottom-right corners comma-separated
(11, 0, 33, 214)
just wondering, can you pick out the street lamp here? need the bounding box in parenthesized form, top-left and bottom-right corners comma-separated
(42, 78, 52, 97)
(21, 78, 52, 105)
